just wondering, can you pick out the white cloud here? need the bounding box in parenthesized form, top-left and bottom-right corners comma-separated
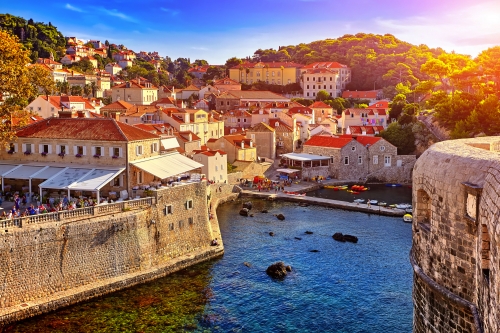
(65, 3, 85, 13)
(160, 7, 180, 16)
(94, 7, 138, 23)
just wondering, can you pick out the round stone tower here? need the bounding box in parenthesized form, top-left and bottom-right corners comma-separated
(411, 137, 500, 333)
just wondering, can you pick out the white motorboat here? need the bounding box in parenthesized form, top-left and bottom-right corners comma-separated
(403, 214, 413, 223)
(369, 200, 378, 205)
(354, 198, 365, 203)
(396, 203, 411, 210)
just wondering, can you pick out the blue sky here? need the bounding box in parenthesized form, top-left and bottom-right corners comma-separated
(4, 0, 500, 64)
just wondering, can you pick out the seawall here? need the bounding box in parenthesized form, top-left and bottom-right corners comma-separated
(240, 191, 406, 217)
(0, 181, 230, 325)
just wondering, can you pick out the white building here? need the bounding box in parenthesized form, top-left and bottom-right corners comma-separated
(192, 150, 228, 183)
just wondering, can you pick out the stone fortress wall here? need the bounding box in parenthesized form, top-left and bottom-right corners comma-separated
(412, 137, 500, 333)
(0, 181, 237, 325)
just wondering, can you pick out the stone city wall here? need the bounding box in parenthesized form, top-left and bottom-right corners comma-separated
(367, 155, 416, 184)
(0, 182, 224, 325)
(411, 137, 500, 333)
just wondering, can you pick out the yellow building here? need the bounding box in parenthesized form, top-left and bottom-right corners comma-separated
(228, 61, 303, 85)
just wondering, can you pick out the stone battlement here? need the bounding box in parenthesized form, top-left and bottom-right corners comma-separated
(412, 137, 500, 333)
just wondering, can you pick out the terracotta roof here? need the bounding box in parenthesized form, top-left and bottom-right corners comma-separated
(304, 136, 353, 149)
(302, 68, 338, 74)
(369, 101, 389, 109)
(152, 97, 177, 106)
(112, 79, 157, 90)
(302, 62, 349, 69)
(176, 131, 201, 142)
(16, 118, 159, 141)
(262, 101, 304, 109)
(133, 123, 175, 135)
(213, 77, 240, 85)
(248, 122, 274, 132)
(100, 100, 134, 111)
(123, 105, 159, 117)
(194, 150, 227, 157)
(288, 107, 313, 115)
(181, 84, 200, 91)
(40, 95, 96, 110)
(224, 127, 247, 135)
(217, 90, 289, 100)
(222, 134, 254, 148)
(354, 135, 382, 146)
(348, 126, 384, 135)
(344, 108, 387, 116)
(342, 91, 378, 99)
(309, 101, 332, 109)
(268, 119, 293, 132)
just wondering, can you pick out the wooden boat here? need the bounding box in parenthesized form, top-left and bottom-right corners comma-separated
(403, 214, 413, 223)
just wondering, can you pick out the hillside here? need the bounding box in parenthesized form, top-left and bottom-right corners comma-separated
(0, 13, 66, 62)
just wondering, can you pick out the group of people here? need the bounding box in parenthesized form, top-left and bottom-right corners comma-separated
(0, 194, 98, 220)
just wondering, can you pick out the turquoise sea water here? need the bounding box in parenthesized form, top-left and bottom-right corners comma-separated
(8, 199, 413, 333)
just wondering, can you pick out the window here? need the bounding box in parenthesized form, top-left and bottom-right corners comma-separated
(95, 146, 102, 156)
(51, 107, 55, 113)
(373, 155, 378, 165)
(313, 85, 316, 89)
(330, 77, 332, 81)
(151, 142, 158, 152)
(137, 171, 143, 183)
(380, 146, 386, 151)
(397, 160, 402, 167)
(179, 220, 184, 228)
(330, 156, 334, 163)
(188, 217, 194, 225)
(112, 176, 120, 186)
(307, 85, 309, 89)
(306, 92, 310, 97)
(43, 144, 49, 153)
(136, 145, 143, 155)
(77, 146, 84, 155)
(221, 164, 224, 170)
(272, 71, 275, 76)
(384, 155, 391, 166)
(113, 147, 120, 157)
(164, 205, 173, 215)
(38, 107, 42, 111)
(215, 166, 218, 171)
(25, 143, 32, 153)
(307, 77, 309, 81)
(169, 223, 174, 231)
(186, 199, 193, 210)
(351, 146, 356, 151)
(358, 155, 362, 164)
(344, 156, 349, 165)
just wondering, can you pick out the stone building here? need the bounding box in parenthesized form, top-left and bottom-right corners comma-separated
(1, 117, 202, 202)
(302, 135, 415, 182)
(411, 137, 500, 333)
(246, 122, 276, 160)
(192, 149, 228, 183)
(206, 135, 256, 163)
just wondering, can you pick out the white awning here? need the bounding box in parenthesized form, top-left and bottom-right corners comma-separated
(281, 153, 330, 161)
(131, 153, 203, 179)
(161, 137, 180, 150)
(39, 168, 93, 190)
(2, 165, 46, 180)
(276, 168, 300, 174)
(32, 167, 66, 180)
(69, 168, 125, 191)
(0, 164, 19, 176)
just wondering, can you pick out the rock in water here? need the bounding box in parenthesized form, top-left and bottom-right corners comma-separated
(309, 249, 320, 252)
(285, 265, 292, 272)
(239, 208, 249, 216)
(344, 234, 358, 243)
(332, 232, 345, 242)
(242, 201, 253, 210)
(244, 262, 252, 267)
(276, 214, 285, 220)
(261, 209, 268, 213)
(269, 232, 275, 237)
(266, 262, 288, 279)
(294, 237, 302, 240)
(305, 231, 313, 235)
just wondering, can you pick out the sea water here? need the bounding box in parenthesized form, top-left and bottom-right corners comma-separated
(9, 199, 413, 333)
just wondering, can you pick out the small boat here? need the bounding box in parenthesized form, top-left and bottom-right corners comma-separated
(405, 206, 413, 213)
(324, 185, 337, 189)
(378, 201, 387, 207)
(362, 187, 369, 191)
(352, 191, 360, 194)
(386, 183, 402, 187)
(369, 200, 378, 205)
(396, 203, 411, 210)
(347, 190, 353, 193)
(354, 198, 365, 203)
(403, 214, 413, 223)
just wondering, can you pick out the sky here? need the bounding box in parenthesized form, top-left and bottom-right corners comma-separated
(3, 0, 500, 64)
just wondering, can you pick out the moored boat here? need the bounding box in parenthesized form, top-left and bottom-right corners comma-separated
(378, 201, 387, 207)
(369, 200, 378, 205)
(354, 198, 365, 203)
(386, 183, 402, 187)
(403, 214, 413, 223)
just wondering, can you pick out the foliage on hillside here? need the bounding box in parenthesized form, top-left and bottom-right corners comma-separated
(246, 33, 444, 93)
(0, 14, 66, 62)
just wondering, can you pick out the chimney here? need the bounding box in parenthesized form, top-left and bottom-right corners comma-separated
(241, 141, 244, 149)
(250, 141, 253, 148)
(161, 126, 165, 133)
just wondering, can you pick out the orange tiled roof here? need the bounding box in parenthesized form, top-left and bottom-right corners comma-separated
(309, 101, 332, 109)
(342, 90, 378, 99)
(302, 61, 348, 69)
(354, 135, 382, 146)
(288, 107, 313, 115)
(40, 95, 96, 110)
(100, 100, 134, 111)
(17, 117, 159, 141)
(369, 101, 389, 109)
(304, 136, 353, 149)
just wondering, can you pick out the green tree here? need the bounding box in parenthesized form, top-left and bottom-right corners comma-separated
(0, 30, 34, 145)
(29, 64, 56, 97)
(316, 90, 330, 101)
(379, 122, 415, 154)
